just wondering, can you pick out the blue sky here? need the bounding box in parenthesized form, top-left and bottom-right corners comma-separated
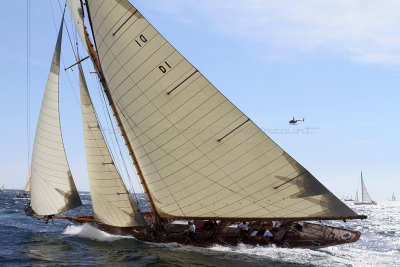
(0, 0, 399, 200)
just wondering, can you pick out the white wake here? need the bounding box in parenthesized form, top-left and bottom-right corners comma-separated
(62, 223, 130, 242)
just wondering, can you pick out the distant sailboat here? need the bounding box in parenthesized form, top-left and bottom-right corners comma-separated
(390, 192, 396, 201)
(354, 172, 377, 205)
(16, 169, 31, 199)
(23, 0, 368, 249)
(0, 184, 4, 192)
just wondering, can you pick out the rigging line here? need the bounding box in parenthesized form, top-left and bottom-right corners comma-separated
(73, 47, 131, 193)
(95, 78, 124, 176)
(97, 80, 140, 205)
(49, 0, 82, 109)
(82, 59, 126, 178)
(26, 0, 31, 171)
(83, 59, 130, 183)
(79, 58, 143, 211)
(82, 59, 143, 198)
(57, 0, 78, 60)
(84, 63, 127, 181)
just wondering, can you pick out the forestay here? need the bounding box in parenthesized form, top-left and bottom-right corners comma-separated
(78, 60, 146, 227)
(81, 0, 360, 220)
(30, 18, 81, 215)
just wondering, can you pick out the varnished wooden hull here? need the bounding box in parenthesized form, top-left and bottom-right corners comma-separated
(68, 215, 361, 249)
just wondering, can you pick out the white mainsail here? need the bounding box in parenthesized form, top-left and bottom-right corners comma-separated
(392, 192, 396, 201)
(78, 59, 146, 227)
(30, 17, 81, 215)
(76, 0, 360, 220)
(360, 172, 373, 203)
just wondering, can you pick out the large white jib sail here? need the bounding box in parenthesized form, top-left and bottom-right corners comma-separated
(30, 17, 81, 215)
(71, 0, 362, 221)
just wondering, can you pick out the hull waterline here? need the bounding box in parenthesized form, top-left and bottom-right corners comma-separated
(65, 214, 361, 249)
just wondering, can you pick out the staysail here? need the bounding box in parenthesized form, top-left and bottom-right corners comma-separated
(30, 17, 81, 215)
(78, 58, 146, 227)
(76, 0, 361, 220)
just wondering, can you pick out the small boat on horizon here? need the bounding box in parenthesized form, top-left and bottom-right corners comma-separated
(389, 192, 396, 201)
(16, 192, 30, 199)
(354, 172, 377, 205)
(16, 169, 31, 199)
(344, 194, 354, 201)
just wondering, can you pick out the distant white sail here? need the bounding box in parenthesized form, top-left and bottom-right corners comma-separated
(30, 17, 81, 215)
(78, 58, 146, 227)
(80, 0, 360, 220)
(354, 172, 376, 205)
(24, 168, 31, 192)
(360, 173, 373, 203)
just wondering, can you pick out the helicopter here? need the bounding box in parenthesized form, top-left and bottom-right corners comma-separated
(289, 117, 304, 125)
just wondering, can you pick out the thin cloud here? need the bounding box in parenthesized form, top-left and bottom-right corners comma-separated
(145, 0, 400, 65)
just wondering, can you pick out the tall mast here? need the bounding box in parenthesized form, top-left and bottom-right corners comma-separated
(81, 1, 158, 216)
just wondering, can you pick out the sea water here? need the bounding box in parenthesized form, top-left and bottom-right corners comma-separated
(1, 191, 399, 266)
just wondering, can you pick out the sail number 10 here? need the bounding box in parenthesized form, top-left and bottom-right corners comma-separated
(135, 33, 172, 74)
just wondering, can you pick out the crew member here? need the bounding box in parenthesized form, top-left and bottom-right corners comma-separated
(186, 221, 196, 244)
(238, 222, 249, 240)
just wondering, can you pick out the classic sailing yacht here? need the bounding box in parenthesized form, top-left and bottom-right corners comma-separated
(25, 0, 367, 248)
(354, 172, 377, 205)
(0, 185, 4, 192)
(390, 192, 396, 201)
